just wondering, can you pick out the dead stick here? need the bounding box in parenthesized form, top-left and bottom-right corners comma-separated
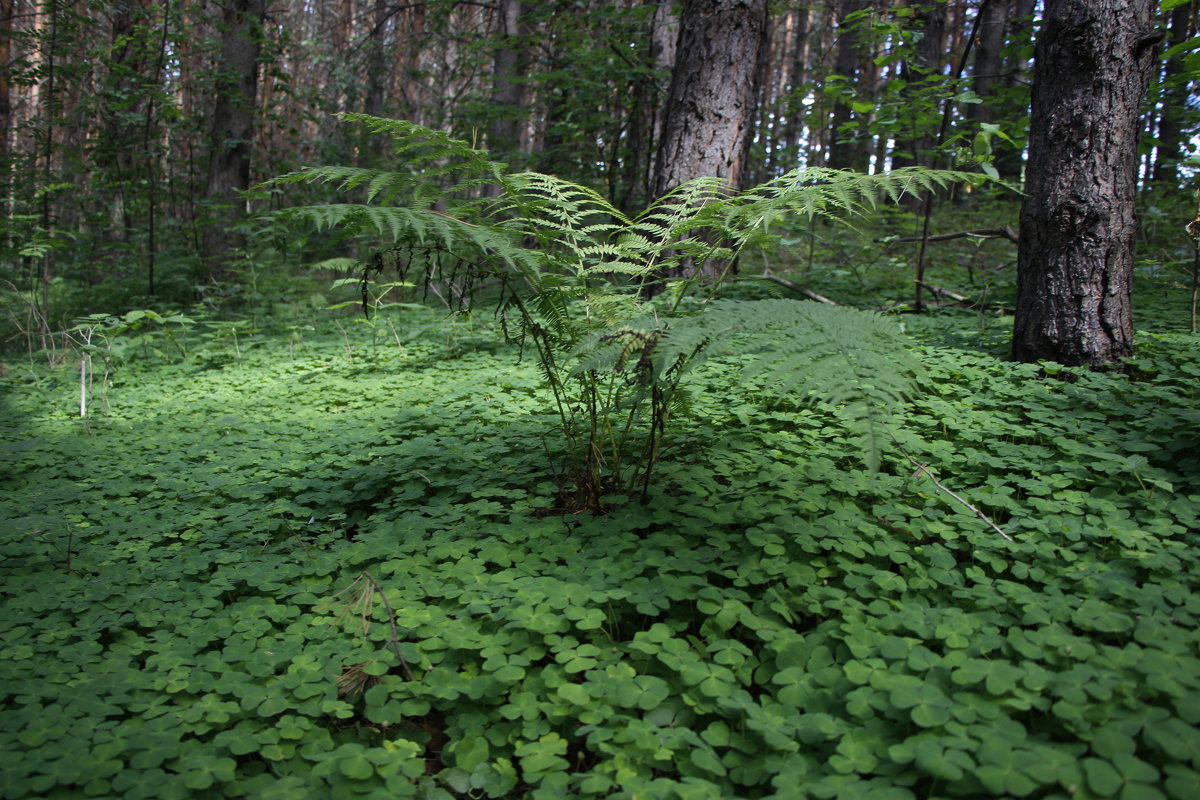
(885, 227, 1018, 245)
(760, 275, 839, 305)
(916, 281, 969, 303)
(888, 432, 1015, 543)
(362, 571, 416, 681)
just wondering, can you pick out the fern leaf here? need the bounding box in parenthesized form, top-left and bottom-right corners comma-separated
(650, 299, 922, 471)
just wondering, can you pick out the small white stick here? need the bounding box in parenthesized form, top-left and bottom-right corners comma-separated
(890, 430, 1015, 543)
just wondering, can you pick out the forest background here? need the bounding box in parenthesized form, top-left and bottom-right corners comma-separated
(0, 0, 1195, 339)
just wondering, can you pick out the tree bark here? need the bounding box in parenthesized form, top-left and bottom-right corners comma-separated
(650, 0, 767, 287)
(487, 0, 525, 158)
(994, 0, 1037, 178)
(653, 0, 767, 200)
(619, 0, 677, 213)
(202, 0, 266, 278)
(363, 0, 393, 118)
(0, 0, 12, 220)
(966, 0, 1009, 129)
(891, 1, 947, 172)
(1012, 0, 1156, 368)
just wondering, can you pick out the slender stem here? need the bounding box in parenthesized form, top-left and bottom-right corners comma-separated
(914, 9, 985, 313)
(361, 571, 416, 682)
(889, 431, 1014, 543)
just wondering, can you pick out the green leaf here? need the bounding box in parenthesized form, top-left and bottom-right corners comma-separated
(1085, 758, 1124, 797)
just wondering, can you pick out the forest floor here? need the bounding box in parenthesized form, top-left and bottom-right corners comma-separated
(1, 273, 1198, 799)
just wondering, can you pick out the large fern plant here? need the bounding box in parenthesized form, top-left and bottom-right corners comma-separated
(269, 114, 977, 508)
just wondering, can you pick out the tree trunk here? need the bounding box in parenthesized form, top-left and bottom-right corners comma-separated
(0, 0, 12, 221)
(1012, 0, 1156, 368)
(650, 0, 766, 286)
(653, 0, 766, 198)
(994, 0, 1037, 178)
(488, 0, 525, 158)
(363, 0, 393, 118)
(966, 0, 1009, 129)
(780, 6, 810, 171)
(1151, 0, 1196, 184)
(619, 0, 677, 213)
(891, 1, 947, 172)
(202, 0, 266, 278)
(827, 0, 873, 172)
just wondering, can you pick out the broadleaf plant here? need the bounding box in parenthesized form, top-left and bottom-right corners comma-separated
(269, 114, 978, 508)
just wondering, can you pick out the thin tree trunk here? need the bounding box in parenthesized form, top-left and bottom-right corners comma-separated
(0, 0, 12, 222)
(620, 1, 677, 213)
(487, 0, 524, 158)
(1012, 0, 1157, 367)
(363, 0, 392, 118)
(202, 0, 267, 278)
(967, 0, 1009, 129)
(827, 0, 872, 171)
(1151, 0, 1196, 184)
(994, 0, 1037, 178)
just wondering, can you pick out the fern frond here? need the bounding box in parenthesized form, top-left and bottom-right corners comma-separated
(709, 167, 981, 240)
(310, 257, 360, 273)
(650, 299, 922, 471)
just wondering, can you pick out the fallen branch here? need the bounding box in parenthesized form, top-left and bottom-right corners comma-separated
(888, 432, 1015, 543)
(759, 275, 839, 305)
(884, 226, 1018, 245)
(915, 281, 1014, 315)
(362, 571, 416, 681)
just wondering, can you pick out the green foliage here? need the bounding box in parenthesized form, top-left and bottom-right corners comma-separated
(0, 308, 1198, 799)
(271, 115, 977, 505)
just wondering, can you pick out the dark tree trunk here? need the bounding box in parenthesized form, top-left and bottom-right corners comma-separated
(619, 1, 677, 213)
(827, 0, 873, 172)
(102, 0, 152, 245)
(0, 0, 11, 220)
(994, 0, 1037, 178)
(363, 0, 393, 118)
(966, 0, 1009, 129)
(653, 0, 767, 199)
(1012, 0, 1157, 368)
(1151, 0, 1196, 184)
(891, 1, 947, 172)
(203, 0, 266, 277)
(488, 0, 525, 158)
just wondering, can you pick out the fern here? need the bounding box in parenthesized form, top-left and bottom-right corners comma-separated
(272, 115, 988, 506)
(670, 300, 920, 472)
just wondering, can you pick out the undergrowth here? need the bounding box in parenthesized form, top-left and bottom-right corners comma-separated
(0, 306, 1198, 799)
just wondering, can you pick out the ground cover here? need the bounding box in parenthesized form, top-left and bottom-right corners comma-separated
(1, 304, 1198, 799)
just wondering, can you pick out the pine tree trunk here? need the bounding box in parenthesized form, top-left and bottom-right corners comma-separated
(0, 0, 12, 220)
(620, 1, 677, 213)
(994, 0, 1037, 179)
(653, 0, 767, 199)
(651, 0, 767, 286)
(827, 0, 872, 172)
(1012, 0, 1156, 368)
(891, 2, 947, 172)
(488, 0, 525, 158)
(363, 0, 393, 118)
(967, 0, 1009, 129)
(202, 0, 266, 278)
